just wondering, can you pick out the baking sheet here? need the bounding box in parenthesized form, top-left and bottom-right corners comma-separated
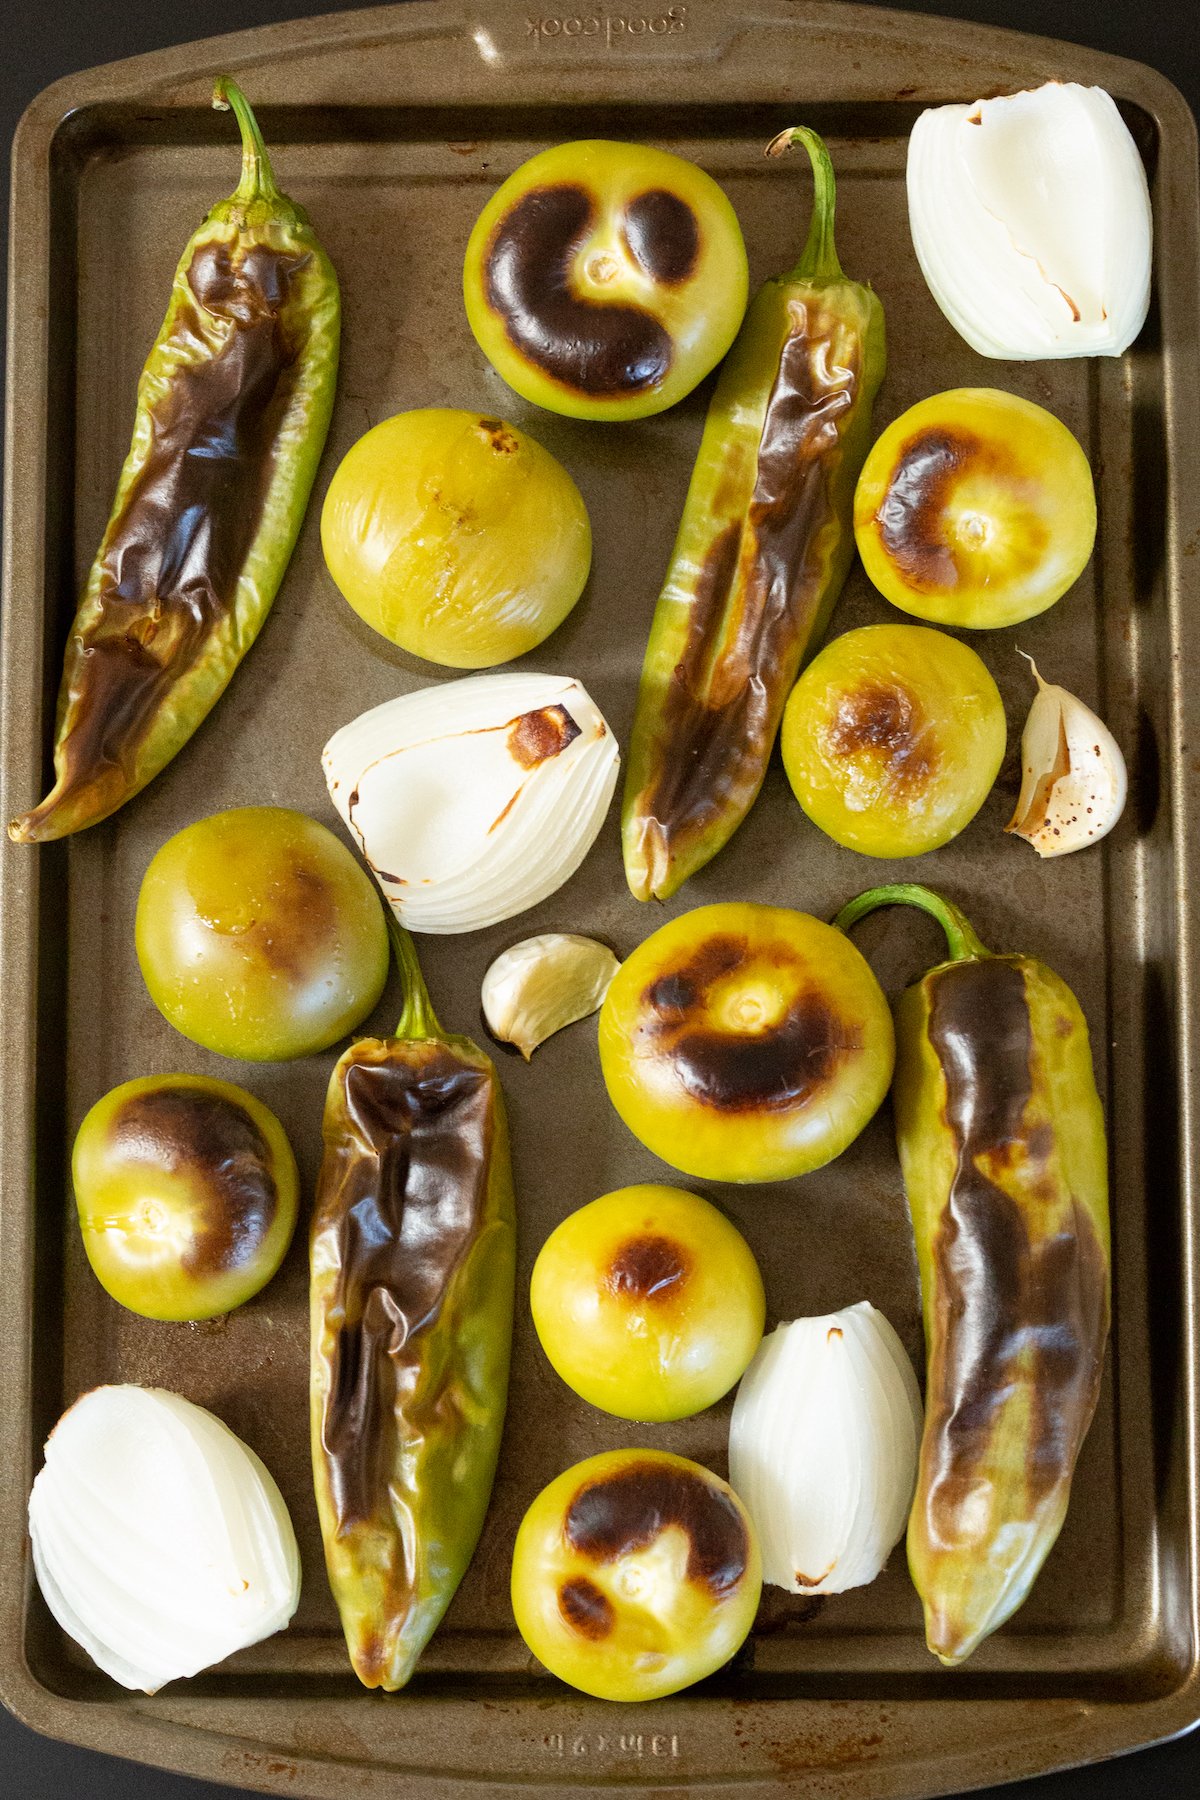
(1, 1, 1198, 1793)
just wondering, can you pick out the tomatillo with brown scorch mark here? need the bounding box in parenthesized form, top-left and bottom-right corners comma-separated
(853, 388, 1096, 629)
(511, 1449, 761, 1700)
(136, 806, 388, 1061)
(598, 902, 894, 1183)
(781, 623, 1006, 857)
(530, 1185, 765, 1421)
(72, 1075, 298, 1321)
(463, 140, 748, 421)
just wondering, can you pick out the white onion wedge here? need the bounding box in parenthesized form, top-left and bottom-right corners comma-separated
(323, 672, 619, 934)
(908, 82, 1152, 360)
(28, 1386, 300, 1693)
(729, 1302, 922, 1596)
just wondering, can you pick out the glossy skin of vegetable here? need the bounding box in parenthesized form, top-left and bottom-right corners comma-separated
(311, 923, 515, 1690)
(8, 80, 339, 844)
(834, 885, 1110, 1665)
(530, 1185, 765, 1421)
(73, 1076, 298, 1321)
(622, 126, 886, 901)
(321, 409, 592, 669)
(135, 807, 388, 1061)
(511, 1449, 761, 1700)
(853, 388, 1096, 629)
(463, 139, 748, 422)
(599, 902, 895, 1184)
(781, 623, 1006, 857)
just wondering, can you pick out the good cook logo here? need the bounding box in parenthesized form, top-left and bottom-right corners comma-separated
(527, 5, 688, 45)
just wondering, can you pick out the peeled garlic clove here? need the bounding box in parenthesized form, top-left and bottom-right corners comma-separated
(908, 82, 1152, 360)
(1006, 660, 1127, 857)
(482, 933, 620, 1060)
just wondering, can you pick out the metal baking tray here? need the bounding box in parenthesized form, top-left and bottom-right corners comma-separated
(2, 0, 1198, 1793)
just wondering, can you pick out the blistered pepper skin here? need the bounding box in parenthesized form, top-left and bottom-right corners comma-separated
(9, 80, 339, 844)
(836, 885, 1110, 1666)
(622, 128, 886, 902)
(310, 930, 515, 1691)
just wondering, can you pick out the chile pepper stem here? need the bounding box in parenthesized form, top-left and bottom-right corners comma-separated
(212, 76, 281, 205)
(387, 914, 444, 1042)
(765, 126, 844, 283)
(833, 884, 991, 964)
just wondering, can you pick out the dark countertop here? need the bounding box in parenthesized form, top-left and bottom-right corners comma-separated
(3, 0, 1197, 1795)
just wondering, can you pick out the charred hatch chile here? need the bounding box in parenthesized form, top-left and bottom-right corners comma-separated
(622, 126, 886, 901)
(310, 921, 516, 1690)
(834, 883, 1110, 1665)
(9, 79, 339, 844)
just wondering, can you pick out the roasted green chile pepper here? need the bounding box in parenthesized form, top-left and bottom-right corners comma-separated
(9, 80, 339, 844)
(622, 127, 886, 901)
(834, 883, 1110, 1666)
(310, 922, 515, 1690)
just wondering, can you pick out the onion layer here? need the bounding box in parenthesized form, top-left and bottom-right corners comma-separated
(28, 1386, 300, 1692)
(729, 1302, 922, 1595)
(908, 82, 1152, 361)
(323, 672, 619, 935)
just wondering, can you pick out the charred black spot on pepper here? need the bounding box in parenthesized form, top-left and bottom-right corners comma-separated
(622, 189, 701, 286)
(826, 680, 936, 792)
(483, 184, 673, 397)
(558, 1576, 615, 1639)
(565, 1460, 749, 1598)
(508, 703, 582, 769)
(607, 1234, 689, 1300)
(476, 417, 520, 455)
(923, 958, 1109, 1517)
(109, 1085, 276, 1276)
(319, 1041, 496, 1533)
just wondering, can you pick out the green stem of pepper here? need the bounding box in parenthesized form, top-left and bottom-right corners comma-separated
(212, 76, 281, 205)
(765, 125, 844, 282)
(387, 915, 443, 1042)
(833, 883, 991, 964)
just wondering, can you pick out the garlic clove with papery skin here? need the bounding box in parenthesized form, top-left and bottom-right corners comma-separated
(482, 934, 620, 1060)
(907, 82, 1152, 361)
(1006, 659, 1127, 858)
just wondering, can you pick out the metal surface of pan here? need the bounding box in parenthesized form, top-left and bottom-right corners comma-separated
(0, 1, 1197, 1794)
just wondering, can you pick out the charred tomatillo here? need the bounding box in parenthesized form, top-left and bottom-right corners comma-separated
(321, 409, 591, 669)
(464, 140, 748, 421)
(136, 807, 388, 1061)
(511, 1449, 761, 1700)
(599, 902, 894, 1184)
(530, 1185, 764, 1421)
(853, 388, 1096, 628)
(781, 624, 1006, 857)
(73, 1075, 298, 1321)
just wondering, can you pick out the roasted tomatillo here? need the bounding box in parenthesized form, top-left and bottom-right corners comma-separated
(530, 1185, 764, 1421)
(136, 807, 388, 1061)
(511, 1449, 761, 1700)
(781, 624, 1006, 857)
(599, 902, 894, 1184)
(853, 389, 1096, 629)
(321, 409, 591, 668)
(834, 884, 1110, 1666)
(464, 139, 748, 421)
(73, 1075, 298, 1321)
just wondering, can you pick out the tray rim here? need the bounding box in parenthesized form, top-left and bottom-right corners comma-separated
(2, 1, 1199, 1795)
